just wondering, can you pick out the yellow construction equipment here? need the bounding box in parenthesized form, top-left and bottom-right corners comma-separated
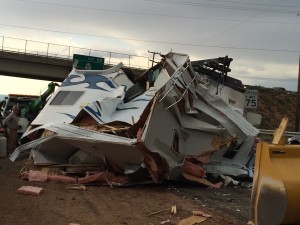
(250, 117, 300, 225)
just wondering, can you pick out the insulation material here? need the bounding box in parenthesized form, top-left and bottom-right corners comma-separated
(78, 172, 129, 185)
(47, 175, 77, 183)
(17, 186, 43, 196)
(28, 170, 48, 182)
(183, 161, 206, 179)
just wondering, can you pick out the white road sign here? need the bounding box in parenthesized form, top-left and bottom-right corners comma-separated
(245, 90, 258, 108)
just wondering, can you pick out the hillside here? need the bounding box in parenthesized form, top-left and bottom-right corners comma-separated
(245, 85, 297, 131)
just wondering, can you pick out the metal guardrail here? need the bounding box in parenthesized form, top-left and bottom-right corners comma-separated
(0, 36, 151, 69)
(259, 129, 300, 137)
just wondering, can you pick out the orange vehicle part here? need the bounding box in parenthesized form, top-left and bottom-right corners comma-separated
(250, 118, 300, 225)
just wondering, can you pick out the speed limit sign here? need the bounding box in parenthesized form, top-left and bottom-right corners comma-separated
(245, 90, 258, 108)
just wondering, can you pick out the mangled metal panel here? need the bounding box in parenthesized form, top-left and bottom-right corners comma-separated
(141, 97, 217, 168)
(31, 63, 131, 125)
(139, 52, 258, 178)
(78, 88, 153, 126)
(12, 123, 140, 166)
(12, 51, 260, 187)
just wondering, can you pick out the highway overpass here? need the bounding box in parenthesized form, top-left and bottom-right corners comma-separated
(0, 50, 146, 82)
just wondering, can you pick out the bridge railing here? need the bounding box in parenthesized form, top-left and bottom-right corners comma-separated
(0, 36, 151, 69)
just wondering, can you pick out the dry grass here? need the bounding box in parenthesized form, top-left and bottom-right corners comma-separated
(245, 85, 297, 131)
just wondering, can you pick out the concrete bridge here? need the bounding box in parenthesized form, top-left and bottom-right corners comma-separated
(0, 50, 146, 82)
(0, 50, 73, 82)
(0, 36, 148, 82)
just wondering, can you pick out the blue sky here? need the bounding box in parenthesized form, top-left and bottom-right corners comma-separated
(0, 0, 299, 94)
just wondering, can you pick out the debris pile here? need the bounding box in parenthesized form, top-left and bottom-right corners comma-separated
(10, 52, 259, 187)
(147, 205, 212, 225)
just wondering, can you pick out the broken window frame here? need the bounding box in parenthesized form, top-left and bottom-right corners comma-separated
(171, 130, 181, 155)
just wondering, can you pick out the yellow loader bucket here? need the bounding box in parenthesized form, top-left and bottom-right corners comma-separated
(250, 142, 300, 225)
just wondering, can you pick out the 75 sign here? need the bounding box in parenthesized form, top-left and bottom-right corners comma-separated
(245, 90, 258, 109)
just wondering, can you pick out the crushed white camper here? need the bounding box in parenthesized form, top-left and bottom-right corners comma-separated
(10, 52, 259, 187)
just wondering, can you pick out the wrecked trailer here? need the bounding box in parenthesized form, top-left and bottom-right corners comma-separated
(10, 52, 259, 186)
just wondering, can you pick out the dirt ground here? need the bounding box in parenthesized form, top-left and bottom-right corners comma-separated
(0, 158, 252, 225)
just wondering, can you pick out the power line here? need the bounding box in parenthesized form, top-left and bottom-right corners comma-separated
(82, 0, 300, 9)
(144, 0, 300, 14)
(201, 0, 300, 9)
(199, 0, 283, 44)
(199, 11, 262, 43)
(0, 23, 299, 53)
(14, 0, 300, 25)
(234, 26, 288, 48)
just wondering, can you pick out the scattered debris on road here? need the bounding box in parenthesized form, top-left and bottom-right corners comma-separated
(178, 215, 207, 225)
(67, 185, 87, 191)
(17, 185, 43, 196)
(171, 205, 177, 215)
(192, 210, 212, 218)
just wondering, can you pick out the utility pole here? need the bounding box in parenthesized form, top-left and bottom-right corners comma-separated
(148, 50, 161, 67)
(296, 56, 300, 131)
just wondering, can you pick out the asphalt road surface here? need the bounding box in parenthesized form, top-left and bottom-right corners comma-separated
(0, 158, 252, 225)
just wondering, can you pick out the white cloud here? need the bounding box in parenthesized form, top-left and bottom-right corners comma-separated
(0, 0, 299, 93)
